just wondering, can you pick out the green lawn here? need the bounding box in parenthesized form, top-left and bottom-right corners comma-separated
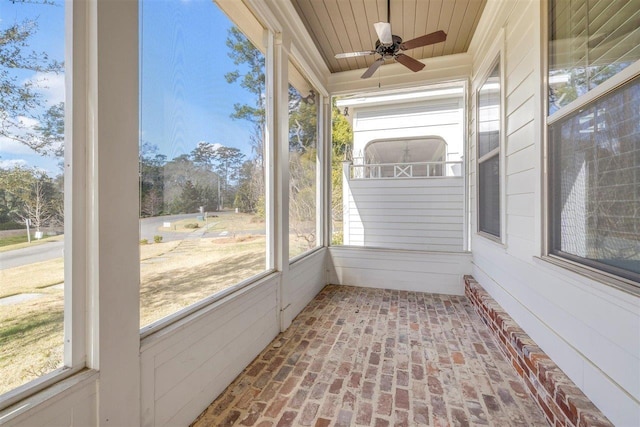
(0, 234, 61, 251)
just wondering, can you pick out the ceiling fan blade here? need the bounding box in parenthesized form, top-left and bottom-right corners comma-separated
(400, 30, 447, 50)
(395, 53, 425, 72)
(335, 50, 376, 59)
(374, 22, 393, 45)
(361, 58, 384, 79)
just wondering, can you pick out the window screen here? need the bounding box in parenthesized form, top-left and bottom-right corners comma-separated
(477, 61, 501, 238)
(550, 76, 640, 282)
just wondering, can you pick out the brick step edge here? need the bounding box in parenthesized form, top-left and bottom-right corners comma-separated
(463, 275, 613, 427)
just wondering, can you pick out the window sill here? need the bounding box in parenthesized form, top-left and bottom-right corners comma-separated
(140, 269, 280, 346)
(475, 231, 506, 248)
(289, 246, 325, 265)
(535, 255, 640, 297)
(140, 269, 278, 340)
(0, 369, 98, 423)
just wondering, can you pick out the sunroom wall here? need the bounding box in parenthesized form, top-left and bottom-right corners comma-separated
(467, 1, 639, 426)
(1, 0, 330, 426)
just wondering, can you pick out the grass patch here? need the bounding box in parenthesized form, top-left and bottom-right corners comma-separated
(0, 295, 63, 395)
(140, 240, 181, 261)
(159, 217, 205, 233)
(0, 258, 64, 298)
(139, 235, 267, 327)
(162, 211, 266, 235)
(0, 234, 62, 251)
(0, 212, 272, 393)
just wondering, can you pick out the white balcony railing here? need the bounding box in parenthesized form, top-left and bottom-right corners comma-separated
(341, 160, 465, 252)
(348, 160, 463, 180)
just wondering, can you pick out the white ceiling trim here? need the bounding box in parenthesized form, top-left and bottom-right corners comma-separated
(262, 0, 332, 94)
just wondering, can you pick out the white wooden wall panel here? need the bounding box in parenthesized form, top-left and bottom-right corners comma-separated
(506, 75, 535, 116)
(344, 177, 465, 251)
(469, 1, 640, 425)
(506, 193, 535, 216)
(155, 309, 275, 427)
(506, 144, 535, 175)
(137, 253, 327, 427)
(2, 375, 97, 427)
(506, 168, 536, 196)
(472, 250, 640, 426)
(504, 109, 534, 155)
(328, 246, 472, 295)
(506, 96, 535, 136)
(285, 249, 328, 326)
(140, 277, 280, 427)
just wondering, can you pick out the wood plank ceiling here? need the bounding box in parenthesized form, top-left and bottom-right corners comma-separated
(290, 0, 487, 74)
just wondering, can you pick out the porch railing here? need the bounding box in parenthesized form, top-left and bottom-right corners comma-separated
(347, 160, 463, 180)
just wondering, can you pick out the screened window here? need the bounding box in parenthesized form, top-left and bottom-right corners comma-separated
(548, 0, 640, 114)
(331, 85, 466, 252)
(0, 0, 67, 396)
(330, 97, 353, 246)
(548, 0, 640, 287)
(477, 61, 501, 239)
(550, 76, 640, 283)
(139, 0, 269, 329)
(288, 63, 319, 259)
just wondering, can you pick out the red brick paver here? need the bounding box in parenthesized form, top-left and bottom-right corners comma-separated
(192, 285, 548, 426)
(464, 276, 613, 427)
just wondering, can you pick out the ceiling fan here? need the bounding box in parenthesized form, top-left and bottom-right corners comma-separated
(334, 0, 447, 79)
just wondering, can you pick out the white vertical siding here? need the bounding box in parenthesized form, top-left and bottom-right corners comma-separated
(468, 1, 640, 425)
(343, 177, 465, 252)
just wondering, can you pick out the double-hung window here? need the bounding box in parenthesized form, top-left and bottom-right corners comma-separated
(477, 60, 502, 240)
(547, 0, 640, 288)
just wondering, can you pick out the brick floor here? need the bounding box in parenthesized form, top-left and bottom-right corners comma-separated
(192, 285, 548, 426)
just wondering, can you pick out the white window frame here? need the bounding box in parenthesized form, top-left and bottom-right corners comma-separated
(288, 52, 327, 264)
(137, 1, 279, 338)
(0, 0, 89, 411)
(474, 30, 506, 245)
(542, 0, 640, 294)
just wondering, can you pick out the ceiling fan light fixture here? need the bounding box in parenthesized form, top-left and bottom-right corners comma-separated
(373, 22, 393, 46)
(334, 0, 447, 79)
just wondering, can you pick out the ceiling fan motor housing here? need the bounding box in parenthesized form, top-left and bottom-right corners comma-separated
(375, 35, 403, 58)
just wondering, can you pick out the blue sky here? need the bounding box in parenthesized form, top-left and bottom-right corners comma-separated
(0, 0, 259, 174)
(140, 0, 258, 162)
(0, 0, 65, 173)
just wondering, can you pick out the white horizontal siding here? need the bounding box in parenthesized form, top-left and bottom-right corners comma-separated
(506, 96, 535, 136)
(506, 141, 535, 175)
(328, 246, 472, 295)
(344, 177, 465, 252)
(469, 1, 640, 425)
(506, 193, 535, 217)
(1, 373, 97, 427)
(472, 246, 640, 426)
(140, 276, 280, 427)
(285, 249, 328, 327)
(506, 168, 536, 196)
(505, 117, 535, 156)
